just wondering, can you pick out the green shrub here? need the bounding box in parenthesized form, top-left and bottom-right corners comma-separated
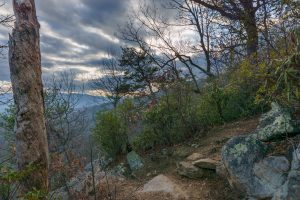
(93, 111, 128, 158)
(198, 80, 265, 124)
(92, 98, 140, 157)
(133, 78, 265, 151)
(133, 82, 201, 150)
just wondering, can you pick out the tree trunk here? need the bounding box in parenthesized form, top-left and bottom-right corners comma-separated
(9, 0, 49, 196)
(243, 8, 259, 56)
(244, 18, 258, 56)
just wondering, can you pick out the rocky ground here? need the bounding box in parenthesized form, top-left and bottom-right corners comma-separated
(53, 117, 259, 200)
(113, 117, 260, 200)
(53, 103, 300, 200)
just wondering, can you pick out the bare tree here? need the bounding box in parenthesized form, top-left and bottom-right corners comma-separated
(44, 72, 88, 192)
(9, 0, 49, 196)
(119, 1, 216, 92)
(191, 0, 261, 56)
(170, 0, 217, 74)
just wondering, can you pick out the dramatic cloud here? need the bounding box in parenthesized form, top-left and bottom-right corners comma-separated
(0, 0, 135, 83)
(0, 0, 195, 91)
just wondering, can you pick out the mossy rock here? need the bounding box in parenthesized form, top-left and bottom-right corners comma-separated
(252, 102, 300, 142)
(127, 151, 144, 171)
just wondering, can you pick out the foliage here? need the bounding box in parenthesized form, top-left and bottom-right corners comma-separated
(119, 47, 160, 96)
(93, 99, 139, 157)
(0, 103, 16, 142)
(256, 27, 300, 106)
(23, 188, 48, 200)
(200, 79, 265, 124)
(133, 81, 201, 150)
(133, 74, 266, 151)
(0, 163, 47, 200)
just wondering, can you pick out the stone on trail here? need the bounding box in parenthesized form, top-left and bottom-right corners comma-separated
(139, 174, 188, 200)
(193, 158, 218, 170)
(177, 161, 206, 179)
(186, 153, 203, 161)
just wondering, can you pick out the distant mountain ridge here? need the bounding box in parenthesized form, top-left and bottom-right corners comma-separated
(0, 93, 108, 113)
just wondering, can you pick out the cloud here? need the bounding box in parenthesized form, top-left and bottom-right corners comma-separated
(0, 0, 196, 91)
(0, 0, 135, 84)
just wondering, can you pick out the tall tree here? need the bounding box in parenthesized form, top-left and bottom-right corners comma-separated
(9, 0, 49, 196)
(192, 0, 260, 55)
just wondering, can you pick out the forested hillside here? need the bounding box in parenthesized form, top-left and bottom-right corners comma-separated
(0, 0, 299, 200)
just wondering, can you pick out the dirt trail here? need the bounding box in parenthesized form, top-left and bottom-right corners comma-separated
(109, 117, 260, 200)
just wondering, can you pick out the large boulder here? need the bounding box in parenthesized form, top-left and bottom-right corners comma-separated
(253, 156, 290, 190)
(272, 148, 300, 200)
(252, 102, 299, 142)
(139, 174, 188, 199)
(127, 151, 144, 171)
(221, 136, 274, 198)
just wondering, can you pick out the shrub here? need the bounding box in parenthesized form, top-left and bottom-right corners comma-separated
(256, 28, 300, 106)
(133, 82, 201, 150)
(93, 111, 128, 158)
(133, 77, 266, 151)
(93, 99, 140, 157)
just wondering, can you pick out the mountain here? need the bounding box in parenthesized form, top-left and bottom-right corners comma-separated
(0, 93, 108, 113)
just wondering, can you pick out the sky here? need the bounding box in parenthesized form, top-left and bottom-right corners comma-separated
(0, 0, 138, 87)
(0, 0, 203, 96)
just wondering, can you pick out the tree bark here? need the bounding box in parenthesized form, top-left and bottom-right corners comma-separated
(241, 3, 259, 56)
(9, 0, 49, 196)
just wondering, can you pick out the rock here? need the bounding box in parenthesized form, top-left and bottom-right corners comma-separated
(272, 170, 300, 200)
(139, 175, 188, 199)
(127, 151, 143, 171)
(221, 136, 274, 199)
(273, 148, 300, 200)
(252, 102, 299, 142)
(291, 147, 300, 170)
(51, 169, 107, 199)
(177, 161, 205, 179)
(173, 146, 192, 158)
(216, 162, 228, 179)
(84, 159, 102, 172)
(193, 158, 218, 170)
(253, 156, 290, 189)
(186, 153, 203, 161)
(51, 188, 69, 200)
(113, 162, 128, 176)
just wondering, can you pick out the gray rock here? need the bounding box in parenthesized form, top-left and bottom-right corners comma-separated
(291, 147, 300, 170)
(113, 162, 128, 176)
(253, 156, 290, 189)
(186, 153, 203, 161)
(252, 102, 299, 142)
(192, 158, 218, 170)
(272, 171, 300, 200)
(177, 161, 211, 179)
(139, 174, 188, 199)
(221, 136, 274, 198)
(216, 162, 228, 179)
(273, 147, 300, 200)
(127, 151, 143, 171)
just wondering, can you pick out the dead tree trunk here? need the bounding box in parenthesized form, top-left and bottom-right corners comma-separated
(9, 0, 49, 196)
